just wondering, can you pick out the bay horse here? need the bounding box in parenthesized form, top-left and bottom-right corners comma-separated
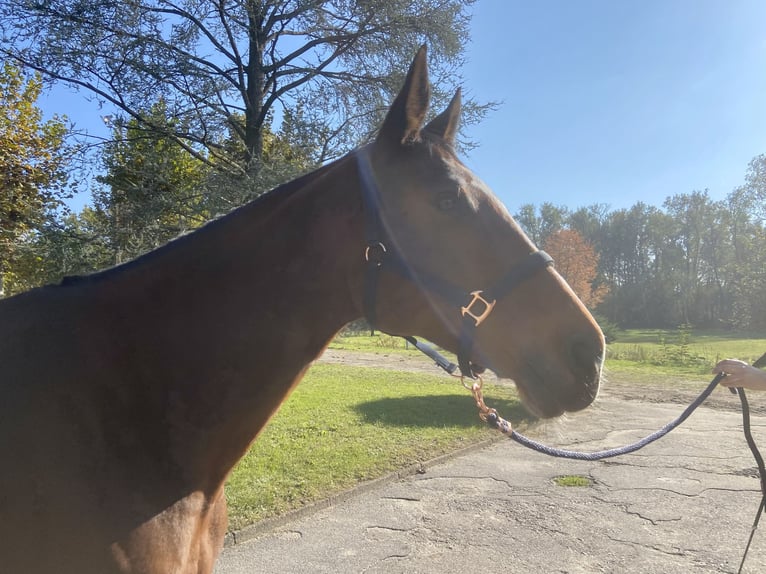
(0, 47, 604, 573)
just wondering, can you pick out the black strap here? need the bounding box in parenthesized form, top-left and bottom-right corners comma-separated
(458, 251, 554, 378)
(381, 255, 479, 307)
(483, 250, 554, 302)
(735, 382, 766, 574)
(735, 351, 766, 574)
(357, 149, 385, 333)
(732, 352, 766, 499)
(369, 247, 553, 378)
(737, 386, 766, 498)
(357, 149, 383, 247)
(404, 336, 458, 375)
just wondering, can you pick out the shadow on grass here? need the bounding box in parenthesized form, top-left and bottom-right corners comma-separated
(354, 394, 532, 429)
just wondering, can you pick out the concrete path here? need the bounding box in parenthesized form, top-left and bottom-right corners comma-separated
(215, 394, 766, 573)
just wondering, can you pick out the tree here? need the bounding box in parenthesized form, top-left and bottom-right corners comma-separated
(724, 172, 766, 330)
(727, 225, 766, 331)
(2, 208, 112, 295)
(663, 190, 725, 325)
(740, 154, 766, 222)
(0, 61, 73, 295)
(94, 102, 211, 264)
(567, 203, 610, 251)
(594, 202, 682, 327)
(202, 105, 320, 213)
(1, 0, 487, 184)
(93, 100, 317, 262)
(542, 229, 607, 309)
(513, 204, 543, 245)
(514, 202, 569, 247)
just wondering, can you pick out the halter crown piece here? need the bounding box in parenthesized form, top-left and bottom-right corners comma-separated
(356, 150, 554, 379)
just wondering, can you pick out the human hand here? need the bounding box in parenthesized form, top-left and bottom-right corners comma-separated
(713, 359, 766, 391)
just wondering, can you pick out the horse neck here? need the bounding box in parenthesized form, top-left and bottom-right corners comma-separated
(108, 152, 367, 492)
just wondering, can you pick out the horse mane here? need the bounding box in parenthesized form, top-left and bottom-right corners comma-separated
(58, 160, 341, 288)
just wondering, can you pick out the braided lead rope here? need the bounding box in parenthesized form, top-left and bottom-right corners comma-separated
(471, 373, 725, 461)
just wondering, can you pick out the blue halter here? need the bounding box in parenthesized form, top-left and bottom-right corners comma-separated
(356, 149, 553, 378)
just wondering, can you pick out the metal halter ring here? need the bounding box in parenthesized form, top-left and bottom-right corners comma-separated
(460, 375, 498, 422)
(460, 373, 483, 392)
(364, 241, 387, 264)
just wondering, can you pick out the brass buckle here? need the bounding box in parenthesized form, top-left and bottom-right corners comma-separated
(461, 291, 496, 327)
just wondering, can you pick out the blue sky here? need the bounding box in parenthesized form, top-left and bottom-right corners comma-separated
(45, 0, 766, 214)
(462, 0, 766, 212)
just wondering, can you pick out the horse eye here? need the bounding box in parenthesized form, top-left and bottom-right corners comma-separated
(437, 192, 457, 211)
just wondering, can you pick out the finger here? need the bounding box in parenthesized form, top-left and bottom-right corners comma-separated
(714, 360, 747, 375)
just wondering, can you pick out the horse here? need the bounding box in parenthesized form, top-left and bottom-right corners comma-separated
(0, 46, 604, 573)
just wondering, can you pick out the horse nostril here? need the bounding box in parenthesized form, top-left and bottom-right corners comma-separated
(564, 337, 603, 410)
(571, 337, 604, 377)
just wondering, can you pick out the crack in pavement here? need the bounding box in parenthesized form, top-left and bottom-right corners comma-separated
(699, 486, 762, 495)
(416, 474, 515, 489)
(599, 456, 745, 469)
(585, 495, 681, 525)
(366, 525, 414, 534)
(605, 534, 689, 558)
(360, 553, 410, 573)
(381, 554, 409, 561)
(606, 486, 706, 497)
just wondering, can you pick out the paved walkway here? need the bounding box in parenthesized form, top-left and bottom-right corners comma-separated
(215, 393, 766, 574)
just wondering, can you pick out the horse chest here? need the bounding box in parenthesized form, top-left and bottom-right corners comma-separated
(111, 490, 228, 574)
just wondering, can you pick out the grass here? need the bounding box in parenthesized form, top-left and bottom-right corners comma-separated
(334, 328, 766, 377)
(606, 328, 765, 376)
(328, 331, 423, 354)
(553, 475, 593, 487)
(225, 363, 525, 530)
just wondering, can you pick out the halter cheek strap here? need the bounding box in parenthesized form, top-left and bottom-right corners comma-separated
(455, 250, 553, 377)
(356, 150, 554, 379)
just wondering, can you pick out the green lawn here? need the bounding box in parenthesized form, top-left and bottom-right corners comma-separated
(606, 328, 765, 376)
(328, 331, 422, 354)
(225, 363, 524, 530)
(333, 327, 765, 376)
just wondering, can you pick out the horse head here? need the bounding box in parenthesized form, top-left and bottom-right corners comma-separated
(358, 47, 604, 418)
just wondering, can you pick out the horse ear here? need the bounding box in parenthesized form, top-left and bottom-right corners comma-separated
(376, 45, 430, 146)
(424, 88, 461, 146)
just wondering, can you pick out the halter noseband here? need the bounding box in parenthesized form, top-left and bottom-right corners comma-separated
(357, 150, 554, 379)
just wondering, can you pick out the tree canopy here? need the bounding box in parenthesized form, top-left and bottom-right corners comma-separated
(543, 229, 607, 309)
(0, 61, 73, 295)
(1, 0, 485, 180)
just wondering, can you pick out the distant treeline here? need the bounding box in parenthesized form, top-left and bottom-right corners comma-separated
(514, 155, 766, 330)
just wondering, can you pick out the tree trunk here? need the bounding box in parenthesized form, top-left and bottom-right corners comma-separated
(245, 1, 265, 174)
